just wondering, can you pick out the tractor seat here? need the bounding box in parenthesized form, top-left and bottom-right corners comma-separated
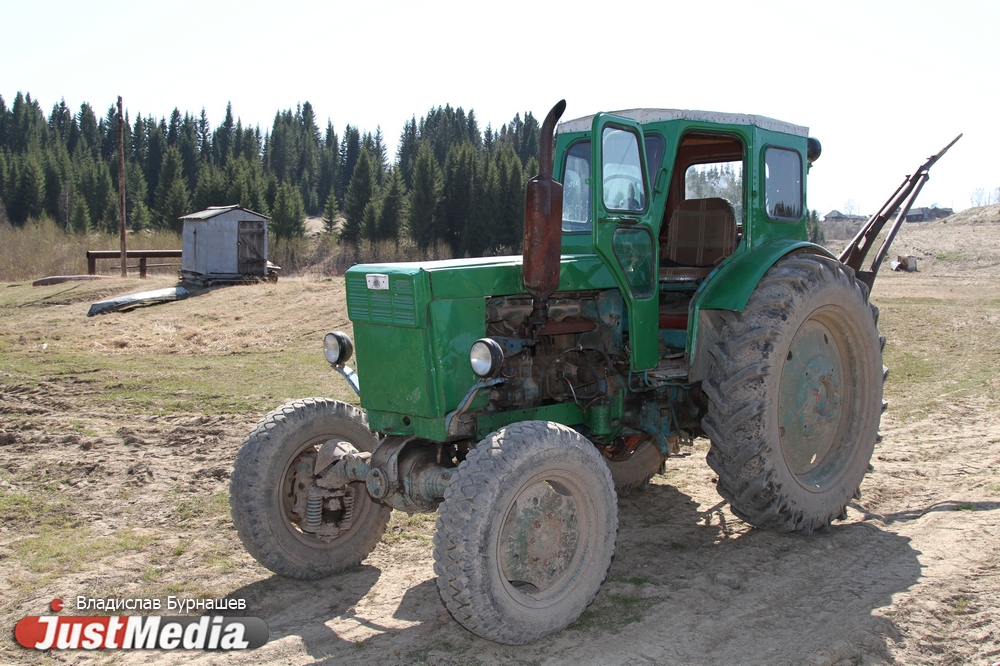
(659, 197, 737, 280)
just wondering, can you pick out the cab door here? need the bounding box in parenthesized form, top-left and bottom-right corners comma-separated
(591, 114, 659, 371)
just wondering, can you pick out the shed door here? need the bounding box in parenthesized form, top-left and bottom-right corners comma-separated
(238, 220, 266, 275)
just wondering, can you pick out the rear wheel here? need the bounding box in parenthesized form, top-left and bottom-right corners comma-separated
(230, 398, 391, 579)
(701, 254, 883, 534)
(605, 440, 666, 496)
(434, 421, 618, 644)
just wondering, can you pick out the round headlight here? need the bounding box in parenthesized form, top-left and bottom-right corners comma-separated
(323, 331, 354, 365)
(470, 338, 504, 378)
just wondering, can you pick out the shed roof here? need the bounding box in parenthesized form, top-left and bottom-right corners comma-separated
(180, 205, 270, 221)
(558, 109, 809, 137)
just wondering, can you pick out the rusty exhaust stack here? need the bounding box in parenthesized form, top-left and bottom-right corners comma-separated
(522, 99, 567, 336)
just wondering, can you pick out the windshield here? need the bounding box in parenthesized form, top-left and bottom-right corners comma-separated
(561, 133, 661, 233)
(602, 127, 646, 213)
(562, 141, 591, 232)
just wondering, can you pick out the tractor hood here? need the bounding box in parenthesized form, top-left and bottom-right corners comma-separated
(343, 254, 616, 440)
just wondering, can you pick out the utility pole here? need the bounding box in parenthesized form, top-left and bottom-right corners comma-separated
(118, 96, 127, 277)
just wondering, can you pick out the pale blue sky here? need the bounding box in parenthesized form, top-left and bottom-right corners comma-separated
(2, 0, 996, 215)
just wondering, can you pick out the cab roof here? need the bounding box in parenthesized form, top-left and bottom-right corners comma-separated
(557, 109, 809, 137)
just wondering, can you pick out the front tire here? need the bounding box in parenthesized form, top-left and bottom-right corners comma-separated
(230, 398, 391, 579)
(702, 254, 883, 535)
(433, 421, 618, 644)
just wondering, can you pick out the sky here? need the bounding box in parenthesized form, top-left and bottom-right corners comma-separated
(2, 0, 996, 216)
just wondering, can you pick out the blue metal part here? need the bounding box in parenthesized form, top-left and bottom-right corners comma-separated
(334, 365, 361, 396)
(490, 336, 533, 357)
(446, 377, 506, 438)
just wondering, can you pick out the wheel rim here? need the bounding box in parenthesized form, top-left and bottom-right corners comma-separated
(496, 471, 593, 606)
(279, 435, 373, 548)
(778, 307, 863, 491)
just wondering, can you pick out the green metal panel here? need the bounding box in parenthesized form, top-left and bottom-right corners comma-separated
(367, 411, 449, 441)
(428, 297, 487, 411)
(746, 127, 809, 249)
(476, 402, 585, 439)
(354, 322, 439, 416)
(686, 239, 834, 359)
(345, 268, 430, 328)
(591, 113, 659, 372)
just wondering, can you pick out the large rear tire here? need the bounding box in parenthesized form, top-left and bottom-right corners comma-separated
(433, 421, 618, 644)
(230, 398, 391, 579)
(701, 254, 883, 535)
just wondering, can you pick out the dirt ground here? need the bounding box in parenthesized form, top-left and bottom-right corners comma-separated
(1, 208, 999, 665)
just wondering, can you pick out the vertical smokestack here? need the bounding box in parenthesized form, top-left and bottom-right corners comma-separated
(522, 99, 567, 333)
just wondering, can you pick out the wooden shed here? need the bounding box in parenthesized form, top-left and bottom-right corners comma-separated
(180, 205, 271, 284)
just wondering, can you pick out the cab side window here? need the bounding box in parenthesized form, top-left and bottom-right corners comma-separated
(765, 147, 802, 220)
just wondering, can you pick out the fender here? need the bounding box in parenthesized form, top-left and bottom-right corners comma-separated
(687, 239, 834, 381)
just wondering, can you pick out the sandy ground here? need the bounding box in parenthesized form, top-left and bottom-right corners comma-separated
(1, 208, 999, 665)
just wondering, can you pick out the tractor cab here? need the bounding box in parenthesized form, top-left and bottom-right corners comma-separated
(555, 110, 816, 373)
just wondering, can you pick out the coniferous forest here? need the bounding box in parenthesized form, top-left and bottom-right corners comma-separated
(0, 92, 542, 260)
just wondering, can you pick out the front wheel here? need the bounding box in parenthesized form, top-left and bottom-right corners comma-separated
(702, 254, 883, 535)
(433, 421, 618, 644)
(230, 398, 391, 579)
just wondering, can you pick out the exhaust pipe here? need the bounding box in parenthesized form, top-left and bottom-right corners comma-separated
(522, 99, 567, 334)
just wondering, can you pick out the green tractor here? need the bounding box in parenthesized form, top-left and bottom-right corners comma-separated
(230, 101, 958, 644)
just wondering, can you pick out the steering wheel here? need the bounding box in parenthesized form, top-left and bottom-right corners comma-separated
(603, 174, 643, 187)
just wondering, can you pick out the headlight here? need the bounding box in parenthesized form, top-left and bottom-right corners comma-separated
(323, 331, 354, 365)
(470, 338, 504, 378)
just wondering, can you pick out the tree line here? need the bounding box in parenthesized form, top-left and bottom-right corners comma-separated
(0, 92, 541, 256)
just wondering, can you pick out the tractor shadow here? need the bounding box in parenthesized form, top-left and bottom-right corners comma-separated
(220, 477, 927, 665)
(558, 478, 924, 664)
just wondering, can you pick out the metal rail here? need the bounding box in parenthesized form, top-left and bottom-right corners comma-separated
(86, 250, 182, 278)
(838, 134, 962, 290)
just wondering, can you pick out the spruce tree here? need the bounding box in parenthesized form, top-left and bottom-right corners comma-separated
(76, 102, 100, 159)
(162, 178, 191, 233)
(9, 154, 45, 225)
(322, 190, 338, 235)
(342, 149, 375, 244)
(464, 154, 499, 255)
(407, 143, 440, 250)
(70, 193, 90, 234)
(361, 199, 380, 243)
(75, 156, 115, 231)
(270, 181, 306, 240)
(377, 168, 405, 242)
(194, 162, 227, 211)
(397, 117, 418, 189)
(197, 108, 211, 157)
(178, 114, 200, 190)
(153, 147, 186, 229)
(339, 125, 361, 203)
(125, 160, 151, 228)
(807, 209, 825, 245)
(145, 119, 167, 207)
(213, 102, 235, 166)
(437, 142, 477, 254)
(495, 145, 524, 251)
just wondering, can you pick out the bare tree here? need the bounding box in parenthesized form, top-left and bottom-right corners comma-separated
(971, 188, 986, 207)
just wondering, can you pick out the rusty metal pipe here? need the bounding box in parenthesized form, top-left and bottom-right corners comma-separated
(523, 99, 567, 331)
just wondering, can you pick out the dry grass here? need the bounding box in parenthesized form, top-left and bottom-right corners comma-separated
(1, 216, 462, 283)
(0, 217, 184, 282)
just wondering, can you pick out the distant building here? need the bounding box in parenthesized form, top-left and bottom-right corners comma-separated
(180, 205, 272, 284)
(823, 210, 867, 224)
(903, 206, 953, 222)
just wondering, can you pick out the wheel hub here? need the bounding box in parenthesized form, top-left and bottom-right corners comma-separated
(779, 318, 847, 487)
(499, 480, 580, 593)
